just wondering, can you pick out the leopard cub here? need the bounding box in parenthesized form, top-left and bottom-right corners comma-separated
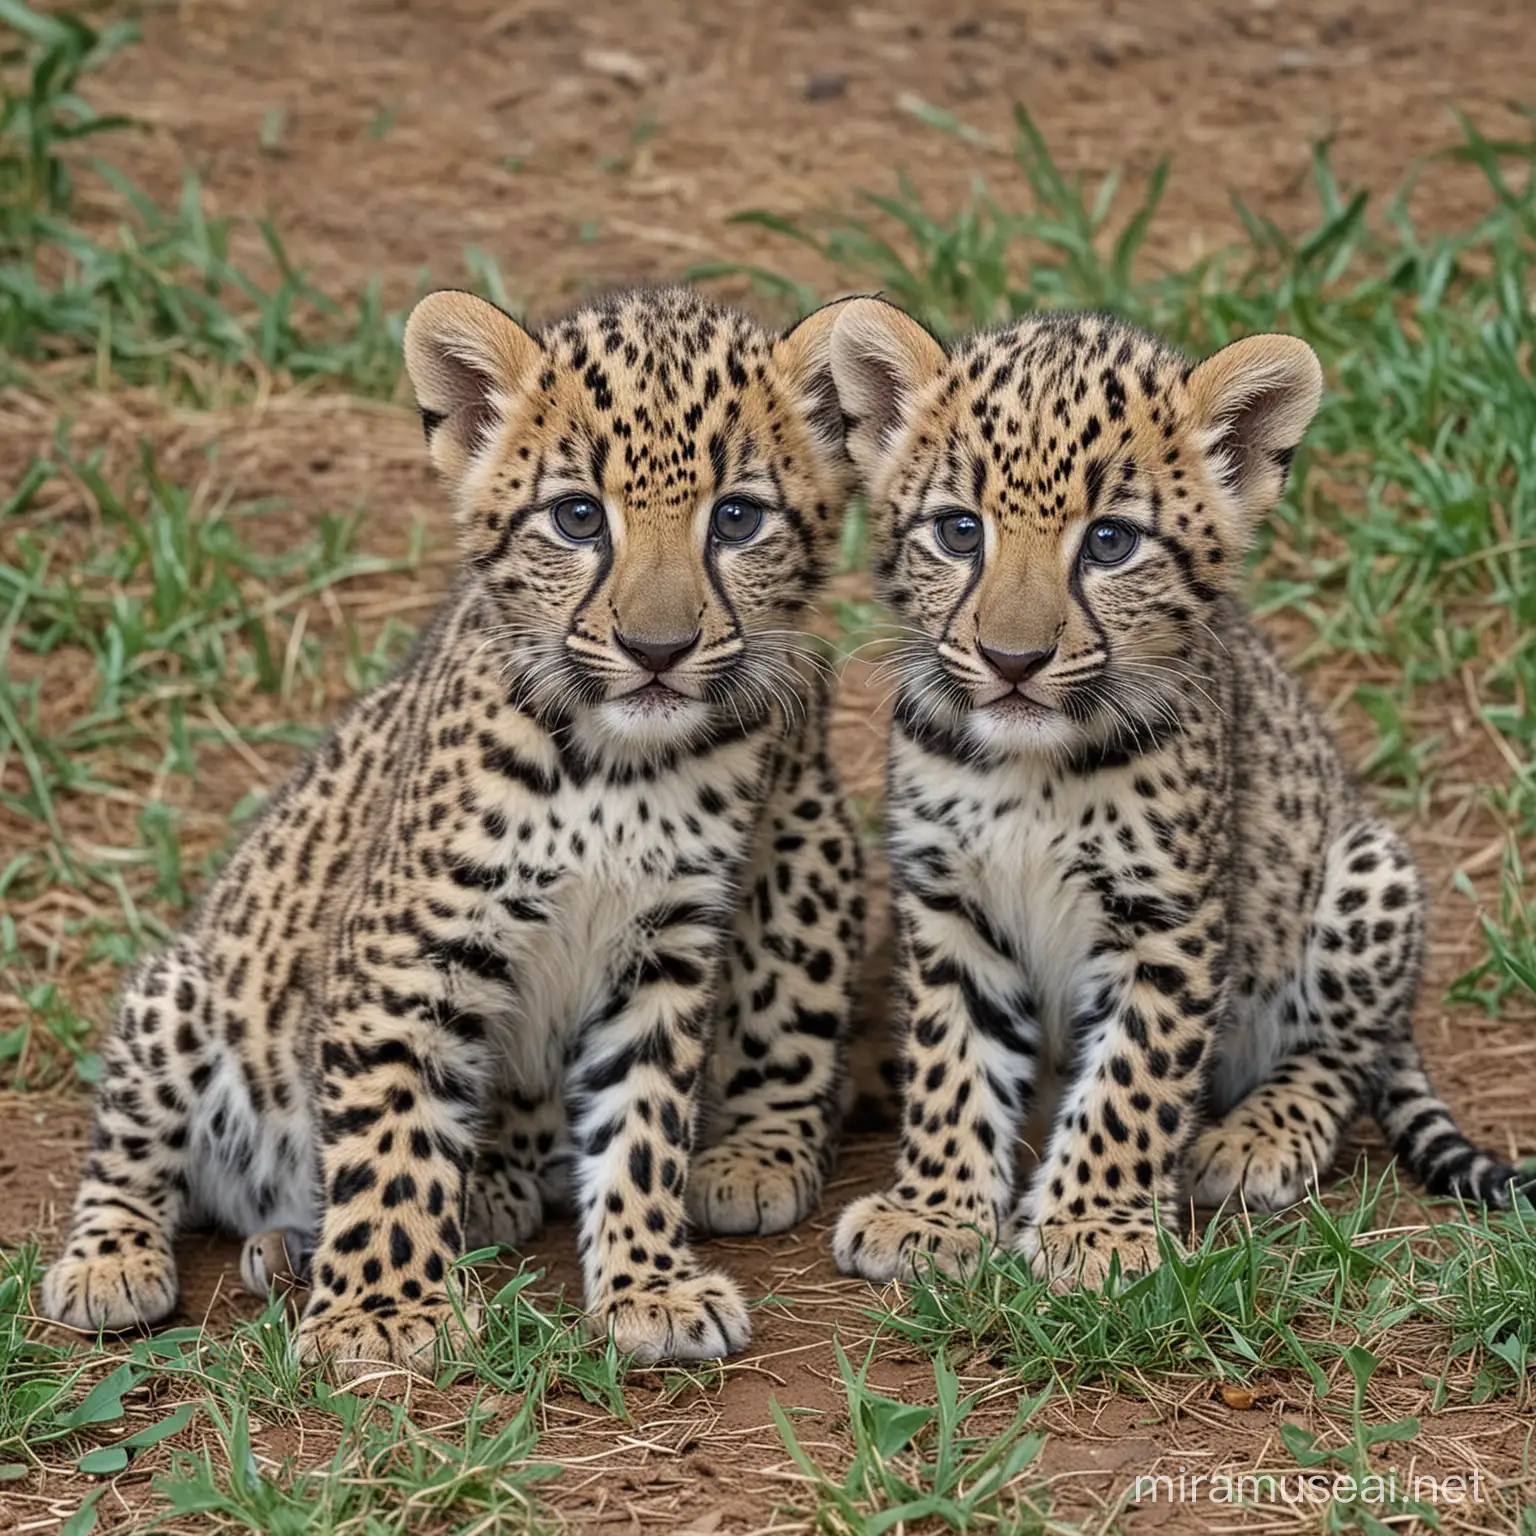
(825, 300, 1525, 1289)
(43, 287, 867, 1374)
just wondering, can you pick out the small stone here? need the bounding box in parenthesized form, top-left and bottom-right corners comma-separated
(1090, 39, 1118, 66)
(803, 72, 849, 102)
(1273, 46, 1313, 72)
(580, 48, 651, 89)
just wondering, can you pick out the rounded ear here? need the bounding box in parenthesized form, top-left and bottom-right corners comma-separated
(1185, 334, 1322, 524)
(827, 297, 947, 481)
(403, 290, 543, 485)
(771, 294, 870, 467)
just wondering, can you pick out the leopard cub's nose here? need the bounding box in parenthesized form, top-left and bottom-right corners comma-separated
(615, 630, 701, 675)
(978, 643, 1055, 686)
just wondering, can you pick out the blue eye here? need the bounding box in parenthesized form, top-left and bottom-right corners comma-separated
(1082, 519, 1138, 566)
(934, 512, 982, 556)
(552, 496, 605, 542)
(711, 496, 764, 543)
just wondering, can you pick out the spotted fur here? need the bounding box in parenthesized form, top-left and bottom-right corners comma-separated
(42, 287, 867, 1373)
(824, 300, 1525, 1290)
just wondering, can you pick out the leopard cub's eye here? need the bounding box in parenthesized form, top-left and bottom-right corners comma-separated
(1082, 518, 1139, 566)
(551, 495, 605, 542)
(933, 511, 983, 557)
(711, 496, 765, 544)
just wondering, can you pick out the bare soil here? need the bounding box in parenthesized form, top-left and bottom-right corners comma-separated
(4, 0, 1536, 1530)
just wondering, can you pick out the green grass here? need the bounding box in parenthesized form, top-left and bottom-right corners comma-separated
(0, 1245, 606, 1531)
(0, 0, 517, 404)
(863, 1169, 1536, 1405)
(0, 0, 460, 1084)
(1272, 1345, 1438, 1535)
(769, 1340, 1050, 1534)
(156, 1394, 553, 1535)
(0, 0, 137, 227)
(457, 1253, 630, 1415)
(0, 440, 427, 1085)
(1449, 844, 1536, 1017)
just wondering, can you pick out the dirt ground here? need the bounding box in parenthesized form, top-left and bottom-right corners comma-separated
(5, 0, 1536, 1530)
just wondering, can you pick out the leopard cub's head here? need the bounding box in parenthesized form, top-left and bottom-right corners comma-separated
(827, 301, 1322, 761)
(404, 286, 857, 755)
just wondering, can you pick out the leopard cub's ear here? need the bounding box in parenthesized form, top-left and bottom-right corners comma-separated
(403, 291, 543, 490)
(771, 295, 864, 473)
(825, 297, 948, 487)
(1185, 334, 1322, 529)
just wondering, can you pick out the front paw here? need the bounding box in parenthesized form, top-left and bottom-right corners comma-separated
(465, 1167, 544, 1251)
(296, 1291, 475, 1381)
(43, 1242, 178, 1333)
(1014, 1214, 1166, 1292)
(590, 1272, 752, 1364)
(832, 1191, 991, 1282)
(687, 1142, 820, 1235)
(1188, 1120, 1315, 1211)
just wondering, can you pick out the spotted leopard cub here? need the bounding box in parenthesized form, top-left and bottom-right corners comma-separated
(826, 301, 1525, 1290)
(43, 287, 867, 1374)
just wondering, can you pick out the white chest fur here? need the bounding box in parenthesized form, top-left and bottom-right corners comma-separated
(447, 738, 764, 1092)
(891, 740, 1124, 1068)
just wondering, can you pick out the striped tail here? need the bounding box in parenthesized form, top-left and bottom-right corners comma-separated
(1373, 1039, 1531, 1207)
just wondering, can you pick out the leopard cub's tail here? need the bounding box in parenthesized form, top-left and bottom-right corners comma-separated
(1373, 1039, 1532, 1206)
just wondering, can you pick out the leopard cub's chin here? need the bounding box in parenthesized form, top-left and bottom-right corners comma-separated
(593, 687, 714, 752)
(962, 693, 1079, 756)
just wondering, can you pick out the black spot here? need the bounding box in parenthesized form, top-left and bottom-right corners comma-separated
(331, 1162, 377, 1205)
(334, 1221, 372, 1254)
(389, 1224, 414, 1269)
(382, 1173, 417, 1208)
(629, 1142, 654, 1194)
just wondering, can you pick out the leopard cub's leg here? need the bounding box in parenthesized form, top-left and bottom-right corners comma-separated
(1189, 821, 1421, 1211)
(834, 887, 1039, 1283)
(464, 1085, 567, 1252)
(293, 964, 494, 1379)
(42, 945, 208, 1332)
(571, 898, 750, 1363)
(691, 722, 865, 1236)
(1013, 894, 1225, 1290)
(247, 1082, 544, 1298)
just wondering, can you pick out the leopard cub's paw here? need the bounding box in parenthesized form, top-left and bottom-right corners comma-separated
(296, 1291, 477, 1381)
(687, 1142, 819, 1236)
(42, 1238, 178, 1333)
(1015, 1215, 1166, 1293)
(1187, 1120, 1314, 1212)
(464, 1168, 544, 1252)
(240, 1227, 314, 1297)
(832, 1191, 990, 1283)
(590, 1271, 752, 1364)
